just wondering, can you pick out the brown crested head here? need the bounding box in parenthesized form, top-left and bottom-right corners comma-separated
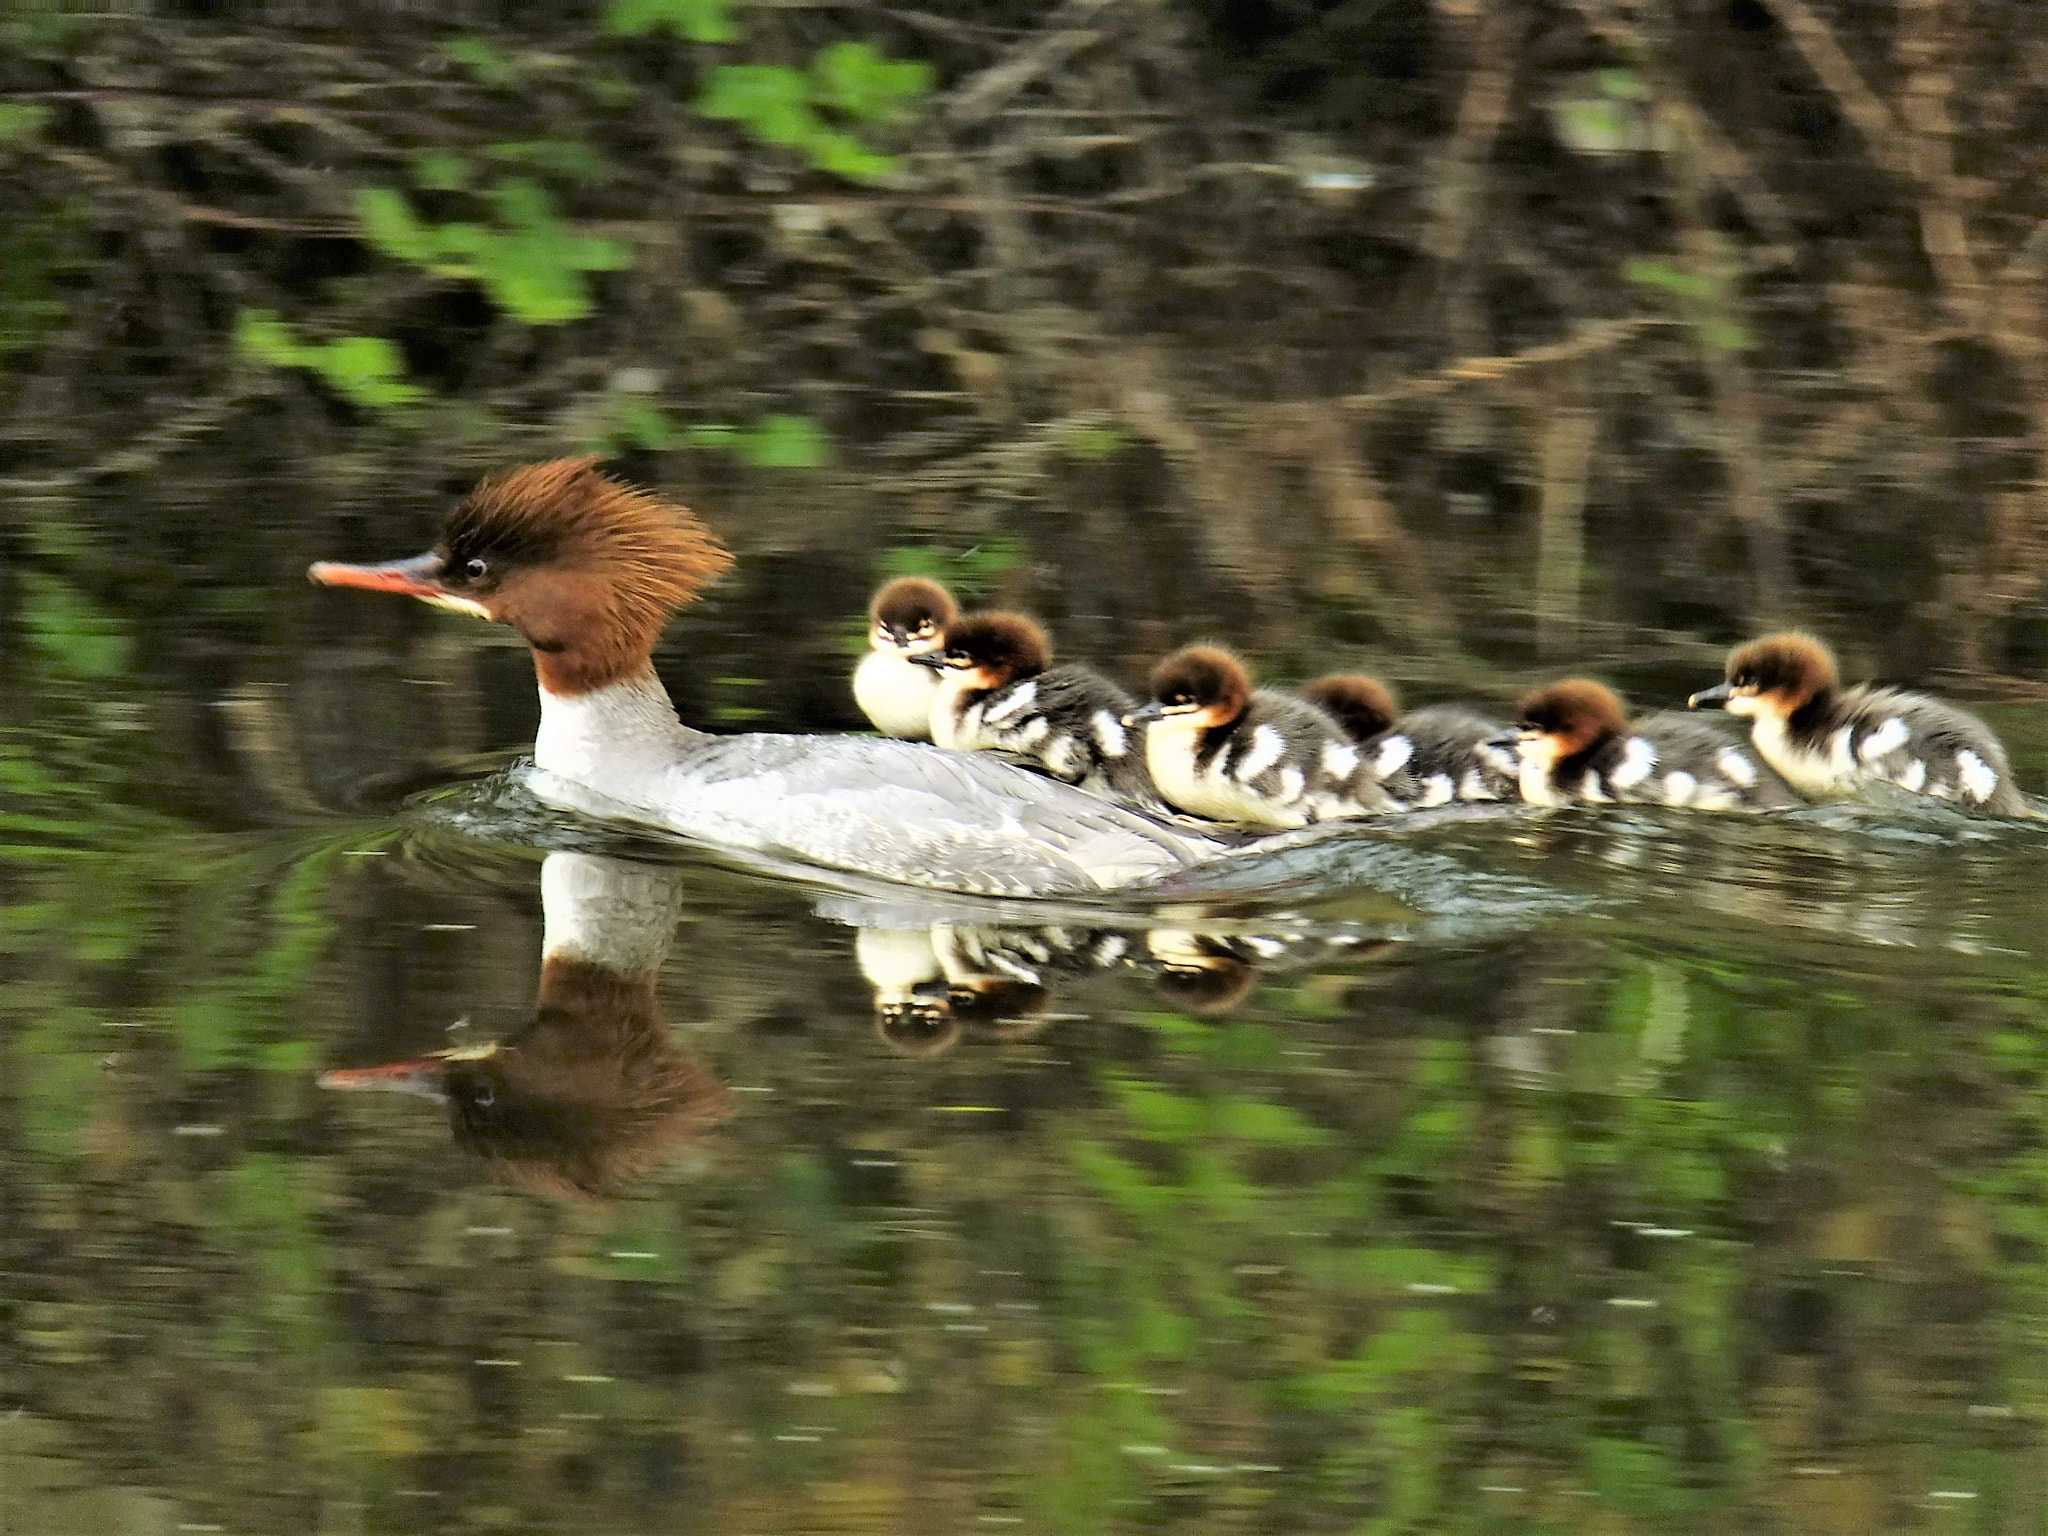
(310, 457, 733, 695)
(1300, 673, 1400, 742)
(930, 612, 1052, 688)
(870, 577, 958, 646)
(1725, 631, 1838, 705)
(1518, 678, 1628, 756)
(1147, 646, 1254, 725)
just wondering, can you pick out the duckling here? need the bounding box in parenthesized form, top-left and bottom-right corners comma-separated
(1507, 679, 1797, 810)
(915, 612, 1159, 808)
(1689, 632, 2026, 815)
(1126, 647, 1391, 828)
(853, 576, 959, 739)
(1300, 673, 1520, 806)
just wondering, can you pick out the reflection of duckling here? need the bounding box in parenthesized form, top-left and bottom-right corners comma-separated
(1145, 929, 1262, 1014)
(320, 854, 728, 1199)
(1507, 680, 1796, 810)
(917, 613, 1158, 808)
(1129, 647, 1390, 827)
(853, 577, 959, 739)
(1689, 632, 2025, 814)
(1300, 674, 1519, 805)
(854, 927, 959, 1057)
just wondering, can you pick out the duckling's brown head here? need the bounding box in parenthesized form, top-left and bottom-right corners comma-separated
(310, 457, 733, 695)
(869, 577, 958, 654)
(912, 612, 1051, 693)
(1692, 632, 1838, 718)
(1134, 647, 1254, 731)
(1516, 678, 1627, 765)
(1300, 673, 1400, 743)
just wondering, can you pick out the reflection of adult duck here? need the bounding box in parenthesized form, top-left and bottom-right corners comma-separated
(321, 853, 729, 1198)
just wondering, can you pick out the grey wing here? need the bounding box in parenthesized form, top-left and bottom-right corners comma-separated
(1844, 690, 2023, 812)
(1636, 713, 1798, 808)
(1400, 706, 1519, 800)
(675, 734, 1220, 895)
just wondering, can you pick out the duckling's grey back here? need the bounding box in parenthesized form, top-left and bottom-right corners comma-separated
(653, 733, 1224, 896)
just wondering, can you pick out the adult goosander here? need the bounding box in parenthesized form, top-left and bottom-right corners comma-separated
(853, 576, 958, 739)
(1688, 632, 2026, 815)
(915, 612, 1160, 809)
(1299, 673, 1519, 806)
(309, 458, 1219, 896)
(1126, 647, 1391, 828)
(1506, 679, 1796, 810)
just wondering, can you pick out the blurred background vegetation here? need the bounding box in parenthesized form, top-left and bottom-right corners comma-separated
(5, 2, 2048, 1532)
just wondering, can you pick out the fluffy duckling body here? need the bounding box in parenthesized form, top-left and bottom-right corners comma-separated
(917, 613, 1158, 807)
(1300, 674, 1520, 806)
(1129, 648, 1390, 828)
(1510, 679, 1797, 810)
(853, 577, 958, 739)
(1690, 633, 2025, 815)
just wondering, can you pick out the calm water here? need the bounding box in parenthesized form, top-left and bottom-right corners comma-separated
(8, 474, 2048, 1536)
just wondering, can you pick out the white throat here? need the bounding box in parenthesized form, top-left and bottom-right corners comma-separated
(533, 670, 697, 809)
(1516, 737, 1565, 807)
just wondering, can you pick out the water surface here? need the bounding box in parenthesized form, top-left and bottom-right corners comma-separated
(7, 476, 2048, 1536)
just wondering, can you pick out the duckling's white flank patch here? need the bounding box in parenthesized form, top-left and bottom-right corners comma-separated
(1045, 735, 1083, 778)
(1092, 710, 1128, 757)
(1235, 724, 1287, 783)
(1017, 717, 1050, 747)
(1276, 765, 1306, 803)
(986, 682, 1037, 724)
(1459, 768, 1495, 800)
(1374, 735, 1414, 777)
(1896, 758, 1927, 793)
(1419, 773, 1455, 807)
(1663, 770, 1697, 805)
(1957, 749, 1999, 802)
(1321, 740, 1360, 780)
(1608, 736, 1658, 790)
(1857, 716, 1909, 762)
(1715, 748, 1757, 787)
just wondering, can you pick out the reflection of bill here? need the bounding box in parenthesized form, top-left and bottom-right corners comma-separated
(854, 917, 1388, 1054)
(320, 852, 729, 1199)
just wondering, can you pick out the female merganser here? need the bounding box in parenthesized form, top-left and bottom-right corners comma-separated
(1688, 632, 2026, 815)
(853, 576, 958, 739)
(1506, 679, 1797, 810)
(915, 612, 1160, 808)
(309, 459, 1220, 897)
(1126, 647, 1390, 828)
(1299, 673, 1520, 805)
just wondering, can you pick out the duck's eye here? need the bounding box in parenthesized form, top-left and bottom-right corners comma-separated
(914, 621, 935, 637)
(463, 557, 490, 583)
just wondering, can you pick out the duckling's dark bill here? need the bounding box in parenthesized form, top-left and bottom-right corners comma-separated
(1688, 682, 1732, 708)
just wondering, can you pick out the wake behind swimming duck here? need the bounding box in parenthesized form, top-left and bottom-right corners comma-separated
(1689, 632, 2025, 815)
(310, 458, 1220, 896)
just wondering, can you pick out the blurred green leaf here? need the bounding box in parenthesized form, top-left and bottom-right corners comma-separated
(409, 149, 470, 191)
(605, 0, 739, 43)
(810, 42, 932, 125)
(740, 413, 830, 469)
(443, 36, 518, 87)
(20, 572, 128, 679)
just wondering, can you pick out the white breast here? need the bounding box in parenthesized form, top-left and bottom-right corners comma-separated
(855, 648, 941, 739)
(1748, 713, 1849, 798)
